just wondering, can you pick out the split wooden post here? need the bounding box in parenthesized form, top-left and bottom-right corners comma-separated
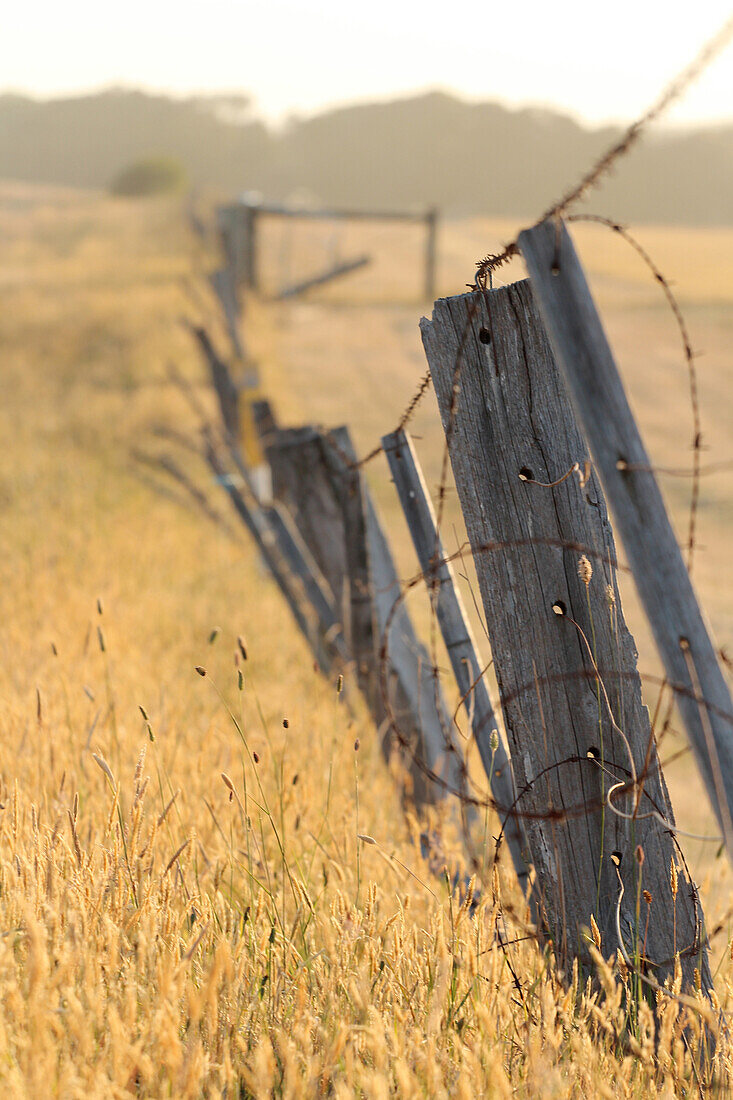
(382, 428, 532, 899)
(339, 452, 383, 717)
(330, 433, 471, 808)
(520, 218, 733, 857)
(266, 425, 467, 804)
(421, 280, 709, 986)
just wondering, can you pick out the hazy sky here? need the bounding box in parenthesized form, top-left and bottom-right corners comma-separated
(3, 1, 732, 127)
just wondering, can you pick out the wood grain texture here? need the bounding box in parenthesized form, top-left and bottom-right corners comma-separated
(382, 428, 531, 894)
(421, 281, 708, 986)
(519, 218, 733, 859)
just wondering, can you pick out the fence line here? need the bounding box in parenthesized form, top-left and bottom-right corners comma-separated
(164, 99, 733, 995)
(263, 421, 469, 808)
(218, 198, 439, 301)
(172, 203, 733, 990)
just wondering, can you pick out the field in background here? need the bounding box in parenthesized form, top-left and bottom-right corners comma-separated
(1, 182, 732, 1094)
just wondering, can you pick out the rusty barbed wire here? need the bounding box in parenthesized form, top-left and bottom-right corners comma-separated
(175, 17, 733, 1009)
(567, 213, 705, 572)
(411, 76, 730, 819)
(369, 10, 733, 456)
(174, 316, 733, 844)
(174, 313, 731, 1020)
(473, 14, 733, 292)
(374, 530, 733, 802)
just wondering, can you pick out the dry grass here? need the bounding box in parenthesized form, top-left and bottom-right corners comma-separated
(1, 183, 732, 1096)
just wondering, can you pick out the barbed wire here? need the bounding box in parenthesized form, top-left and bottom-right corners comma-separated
(173, 300, 728, 1011)
(174, 14, 733, 1013)
(566, 213, 704, 571)
(342, 11, 733, 473)
(355, 16, 733, 846)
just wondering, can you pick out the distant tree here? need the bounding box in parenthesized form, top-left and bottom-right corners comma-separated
(109, 155, 187, 197)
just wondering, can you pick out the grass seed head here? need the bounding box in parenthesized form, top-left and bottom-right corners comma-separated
(578, 555, 593, 587)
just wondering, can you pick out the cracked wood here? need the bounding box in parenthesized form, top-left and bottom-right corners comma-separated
(421, 280, 709, 987)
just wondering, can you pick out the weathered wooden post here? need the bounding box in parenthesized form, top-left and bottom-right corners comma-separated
(266, 427, 351, 624)
(382, 428, 533, 905)
(421, 280, 709, 987)
(520, 218, 733, 858)
(266, 425, 467, 805)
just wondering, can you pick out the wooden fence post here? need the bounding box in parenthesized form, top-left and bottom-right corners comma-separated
(421, 280, 709, 986)
(219, 199, 436, 302)
(217, 204, 247, 289)
(266, 426, 351, 622)
(382, 428, 532, 903)
(242, 203, 259, 290)
(519, 218, 733, 858)
(266, 425, 467, 805)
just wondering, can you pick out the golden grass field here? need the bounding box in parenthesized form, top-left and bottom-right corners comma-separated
(1, 182, 732, 1095)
